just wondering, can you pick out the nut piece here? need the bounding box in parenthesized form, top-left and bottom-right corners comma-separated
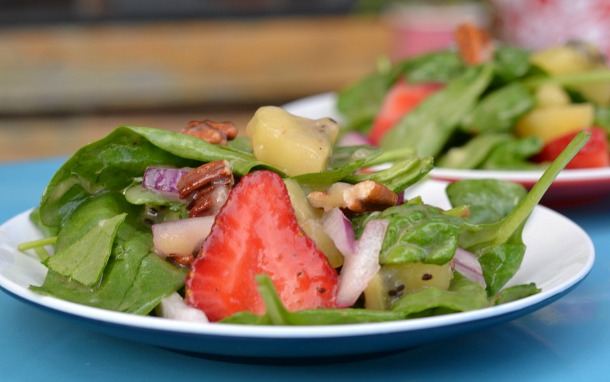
(308, 180, 398, 214)
(181, 119, 239, 145)
(454, 22, 494, 66)
(177, 160, 234, 217)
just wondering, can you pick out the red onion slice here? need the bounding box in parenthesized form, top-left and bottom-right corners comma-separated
(142, 166, 192, 196)
(336, 219, 389, 308)
(338, 131, 372, 147)
(321, 208, 355, 257)
(155, 292, 209, 323)
(452, 247, 486, 288)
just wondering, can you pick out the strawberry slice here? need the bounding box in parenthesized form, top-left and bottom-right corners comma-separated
(533, 127, 610, 169)
(185, 170, 338, 322)
(369, 80, 443, 146)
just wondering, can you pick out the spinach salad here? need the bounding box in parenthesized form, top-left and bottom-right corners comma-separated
(18, 109, 590, 325)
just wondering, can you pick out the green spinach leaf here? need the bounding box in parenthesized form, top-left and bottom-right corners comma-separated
(390, 273, 489, 318)
(380, 64, 494, 156)
(462, 82, 535, 134)
(46, 213, 126, 287)
(357, 203, 463, 265)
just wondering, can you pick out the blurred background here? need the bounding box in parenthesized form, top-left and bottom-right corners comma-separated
(1, 0, 609, 160)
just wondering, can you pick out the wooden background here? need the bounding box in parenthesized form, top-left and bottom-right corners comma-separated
(0, 16, 391, 161)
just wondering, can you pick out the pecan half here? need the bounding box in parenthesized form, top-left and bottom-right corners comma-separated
(177, 160, 234, 217)
(181, 119, 239, 145)
(454, 22, 494, 66)
(307, 180, 398, 214)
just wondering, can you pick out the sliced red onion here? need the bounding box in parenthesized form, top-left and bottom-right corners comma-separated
(396, 191, 405, 205)
(142, 166, 192, 196)
(152, 216, 215, 258)
(452, 247, 486, 288)
(155, 292, 209, 323)
(336, 219, 389, 308)
(321, 207, 355, 257)
(338, 131, 372, 147)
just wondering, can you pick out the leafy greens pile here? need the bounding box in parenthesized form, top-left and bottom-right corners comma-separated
(21, 125, 590, 324)
(336, 46, 610, 170)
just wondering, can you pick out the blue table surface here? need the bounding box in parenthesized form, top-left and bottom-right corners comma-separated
(1, 158, 608, 382)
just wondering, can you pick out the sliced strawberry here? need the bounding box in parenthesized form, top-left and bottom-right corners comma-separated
(369, 80, 443, 146)
(185, 170, 338, 322)
(533, 127, 610, 169)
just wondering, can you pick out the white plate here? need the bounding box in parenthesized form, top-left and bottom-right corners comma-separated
(284, 93, 610, 207)
(0, 180, 594, 363)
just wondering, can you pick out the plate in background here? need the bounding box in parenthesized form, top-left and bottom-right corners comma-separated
(283, 92, 610, 208)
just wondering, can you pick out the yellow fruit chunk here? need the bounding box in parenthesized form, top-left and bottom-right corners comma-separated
(515, 103, 594, 144)
(284, 179, 343, 268)
(535, 83, 570, 108)
(532, 45, 593, 74)
(247, 106, 340, 176)
(532, 43, 610, 105)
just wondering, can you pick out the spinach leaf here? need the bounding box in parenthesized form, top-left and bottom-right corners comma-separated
(447, 179, 529, 295)
(38, 126, 267, 228)
(449, 131, 589, 294)
(336, 68, 394, 133)
(46, 213, 126, 287)
(492, 45, 532, 84)
(380, 64, 494, 156)
(336, 51, 465, 135)
(390, 273, 489, 318)
(459, 131, 590, 258)
(478, 234, 526, 296)
(437, 133, 512, 169)
(292, 147, 431, 193)
(493, 283, 541, 305)
(31, 193, 187, 314)
(344, 156, 434, 193)
(357, 203, 463, 265)
(446, 179, 527, 225)
(481, 135, 544, 170)
(31, 192, 186, 314)
(397, 50, 465, 84)
(462, 82, 535, 134)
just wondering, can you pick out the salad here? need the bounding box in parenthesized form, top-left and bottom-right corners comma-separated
(18, 106, 589, 325)
(336, 23, 610, 170)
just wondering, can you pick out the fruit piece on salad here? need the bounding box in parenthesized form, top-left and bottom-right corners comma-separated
(185, 170, 338, 322)
(369, 80, 443, 146)
(533, 127, 610, 169)
(246, 106, 340, 176)
(284, 178, 343, 268)
(531, 41, 610, 105)
(152, 216, 215, 263)
(534, 83, 571, 108)
(364, 262, 453, 310)
(515, 103, 594, 144)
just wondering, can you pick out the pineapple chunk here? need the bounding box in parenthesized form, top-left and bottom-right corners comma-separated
(531, 44, 594, 74)
(247, 106, 340, 176)
(531, 42, 610, 105)
(535, 83, 570, 108)
(284, 179, 343, 268)
(515, 103, 594, 144)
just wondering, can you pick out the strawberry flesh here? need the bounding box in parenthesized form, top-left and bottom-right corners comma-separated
(185, 170, 338, 322)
